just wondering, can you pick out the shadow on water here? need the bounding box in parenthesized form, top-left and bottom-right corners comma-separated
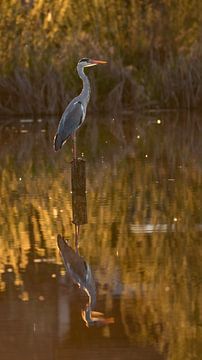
(0, 111, 201, 359)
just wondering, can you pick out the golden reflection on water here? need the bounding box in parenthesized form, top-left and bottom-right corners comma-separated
(0, 113, 201, 360)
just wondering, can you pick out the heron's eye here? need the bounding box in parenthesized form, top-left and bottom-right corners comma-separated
(79, 58, 89, 63)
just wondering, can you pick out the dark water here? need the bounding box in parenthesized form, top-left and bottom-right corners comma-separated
(0, 112, 201, 360)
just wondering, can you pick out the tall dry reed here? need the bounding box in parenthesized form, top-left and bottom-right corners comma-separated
(0, 0, 202, 114)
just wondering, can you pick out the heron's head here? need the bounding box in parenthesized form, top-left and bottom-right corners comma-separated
(78, 58, 107, 68)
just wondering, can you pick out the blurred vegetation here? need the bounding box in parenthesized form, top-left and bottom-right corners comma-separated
(0, 112, 201, 359)
(0, 0, 202, 114)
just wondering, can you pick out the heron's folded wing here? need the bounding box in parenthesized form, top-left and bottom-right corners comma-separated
(59, 101, 84, 141)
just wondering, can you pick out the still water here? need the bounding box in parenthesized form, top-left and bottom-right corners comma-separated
(0, 112, 201, 360)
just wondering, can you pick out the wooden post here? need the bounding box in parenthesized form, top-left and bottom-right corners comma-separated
(71, 158, 87, 225)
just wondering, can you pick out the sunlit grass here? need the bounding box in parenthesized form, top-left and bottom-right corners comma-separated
(0, 0, 202, 113)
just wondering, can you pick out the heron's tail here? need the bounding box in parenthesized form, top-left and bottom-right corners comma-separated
(53, 133, 62, 151)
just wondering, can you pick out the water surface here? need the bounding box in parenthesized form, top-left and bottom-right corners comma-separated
(0, 112, 201, 360)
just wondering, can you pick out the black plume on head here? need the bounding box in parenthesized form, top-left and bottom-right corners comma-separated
(79, 58, 90, 63)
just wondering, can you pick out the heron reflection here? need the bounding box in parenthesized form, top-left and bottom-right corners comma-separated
(57, 234, 114, 327)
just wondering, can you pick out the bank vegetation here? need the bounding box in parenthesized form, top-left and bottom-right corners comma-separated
(0, 0, 202, 114)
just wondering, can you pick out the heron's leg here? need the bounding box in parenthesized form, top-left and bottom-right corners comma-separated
(72, 132, 77, 161)
(75, 224, 80, 253)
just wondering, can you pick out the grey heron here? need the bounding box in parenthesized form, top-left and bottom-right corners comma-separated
(57, 235, 114, 327)
(53, 58, 107, 153)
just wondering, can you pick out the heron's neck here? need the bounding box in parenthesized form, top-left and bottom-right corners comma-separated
(77, 66, 90, 103)
(85, 306, 92, 322)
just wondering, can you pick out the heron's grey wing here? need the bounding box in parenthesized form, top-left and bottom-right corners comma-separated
(54, 101, 83, 151)
(57, 235, 87, 284)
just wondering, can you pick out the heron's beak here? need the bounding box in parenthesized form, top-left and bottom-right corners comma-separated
(90, 59, 107, 65)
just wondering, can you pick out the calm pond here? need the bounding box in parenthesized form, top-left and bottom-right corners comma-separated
(0, 112, 201, 360)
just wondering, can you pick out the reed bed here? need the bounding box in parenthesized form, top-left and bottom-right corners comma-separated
(0, 0, 202, 114)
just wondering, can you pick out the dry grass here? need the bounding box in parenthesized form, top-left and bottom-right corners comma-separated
(0, 0, 202, 114)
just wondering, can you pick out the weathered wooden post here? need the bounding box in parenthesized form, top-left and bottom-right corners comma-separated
(71, 158, 87, 226)
(71, 157, 87, 251)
